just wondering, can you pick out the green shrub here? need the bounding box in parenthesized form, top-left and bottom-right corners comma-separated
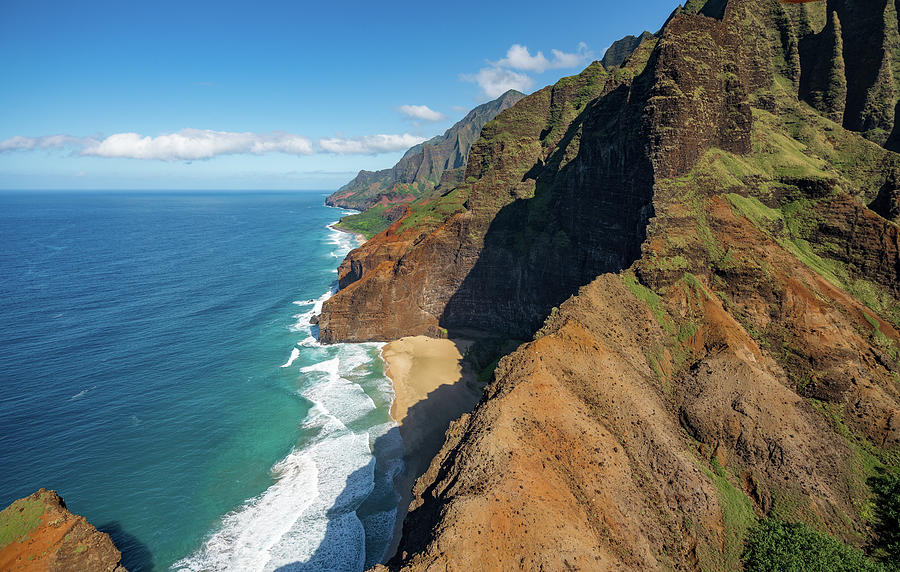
(743, 518, 883, 571)
(870, 470, 900, 566)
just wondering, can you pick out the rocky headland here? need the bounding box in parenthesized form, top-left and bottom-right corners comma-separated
(0, 489, 126, 572)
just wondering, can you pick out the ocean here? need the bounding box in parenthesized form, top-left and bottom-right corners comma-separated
(0, 191, 402, 571)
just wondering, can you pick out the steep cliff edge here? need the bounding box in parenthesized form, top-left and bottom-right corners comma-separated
(324, 0, 900, 568)
(319, 42, 662, 343)
(0, 489, 126, 571)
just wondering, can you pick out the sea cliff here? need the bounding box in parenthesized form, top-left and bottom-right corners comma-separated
(323, 0, 900, 569)
(0, 489, 126, 571)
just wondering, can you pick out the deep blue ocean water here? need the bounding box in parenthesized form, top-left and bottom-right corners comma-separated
(0, 192, 402, 571)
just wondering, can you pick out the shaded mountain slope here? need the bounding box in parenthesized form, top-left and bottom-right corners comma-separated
(321, 0, 900, 568)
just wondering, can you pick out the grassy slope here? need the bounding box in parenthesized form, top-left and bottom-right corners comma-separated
(0, 496, 45, 549)
(636, 57, 900, 567)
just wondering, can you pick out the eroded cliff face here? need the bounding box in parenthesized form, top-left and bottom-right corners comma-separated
(324, 0, 900, 568)
(0, 489, 126, 572)
(391, 271, 877, 570)
(320, 0, 761, 343)
(320, 50, 658, 342)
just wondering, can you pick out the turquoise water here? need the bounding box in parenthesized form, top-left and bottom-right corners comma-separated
(0, 192, 402, 570)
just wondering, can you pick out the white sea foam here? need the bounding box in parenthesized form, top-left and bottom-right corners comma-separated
(288, 290, 332, 335)
(281, 347, 301, 368)
(297, 337, 322, 348)
(69, 385, 96, 401)
(173, 446, 322, 571)
(176, 222, 399, 571)
(178, 313, 399, 570)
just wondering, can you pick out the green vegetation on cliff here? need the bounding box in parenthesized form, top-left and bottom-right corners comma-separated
(334, 205, 391, 239)
(323, 2, 900, 569)
(601, 31, 653, 69)
(0, 495, 45, 549)
(743, 519, 884, 572)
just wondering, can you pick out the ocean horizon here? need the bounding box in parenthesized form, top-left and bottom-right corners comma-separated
(0, 191, 401, 570)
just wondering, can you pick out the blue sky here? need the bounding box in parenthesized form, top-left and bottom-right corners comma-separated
(0, 0, 682, 190)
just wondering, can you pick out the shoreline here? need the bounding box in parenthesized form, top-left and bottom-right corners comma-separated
(378, 336, 481, 560)
(324, 204, 367, 246)
(326, 221, 366, 246)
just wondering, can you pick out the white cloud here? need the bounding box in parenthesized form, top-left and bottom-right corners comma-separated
(496, 45, 551, 73)
(1, 129, 429, 160)
(318, 133, 427, 155)
(462, 68, 535, 99)
(495, 42, 593, 73)
(0, 134, 86, 152)
(550, 44, 590, 68)
(82, 129, 313, 160)
(399, 104, 445, 122)
(463, 42, 594, 99)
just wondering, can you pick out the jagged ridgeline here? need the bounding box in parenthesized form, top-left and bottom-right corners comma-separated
(325, 90, 525, 237)
(327, 0, 900, 569)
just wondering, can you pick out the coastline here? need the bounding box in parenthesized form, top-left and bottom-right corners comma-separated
(378, 336, 482, 560)
(176, 212, 392, 570)
(325, 221, 367, 247)
(323, 214, 480, 562)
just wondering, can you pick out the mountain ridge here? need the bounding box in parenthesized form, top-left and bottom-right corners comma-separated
(325, 90, 525, 212)
(322, 0, 900, 569)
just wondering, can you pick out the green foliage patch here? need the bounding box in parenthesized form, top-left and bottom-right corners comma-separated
(0, 496, 46, 550)
(870, 470, 900, 566)
(705, 461, 757, 571)
(743, 519, 884, 571)
(622, 272, 670, 333)
(396, 186, 470, 235)
(335, 205, 391, 239)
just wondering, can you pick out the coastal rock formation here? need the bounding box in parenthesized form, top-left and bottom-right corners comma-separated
(0, 489, 126, 572)
(322, 0, 900, 568)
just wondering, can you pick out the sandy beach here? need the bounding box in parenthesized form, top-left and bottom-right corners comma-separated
(380, 335, 482, 558)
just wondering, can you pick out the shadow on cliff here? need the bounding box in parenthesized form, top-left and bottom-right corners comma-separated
(440, 81, 656, 340)
(274, 353, 482, 570)
(98, 521, 154, 572)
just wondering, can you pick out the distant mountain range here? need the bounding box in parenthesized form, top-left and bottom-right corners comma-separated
(325, 89, 525, 212)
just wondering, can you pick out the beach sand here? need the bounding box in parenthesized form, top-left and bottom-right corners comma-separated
(380, 335, 482, 558)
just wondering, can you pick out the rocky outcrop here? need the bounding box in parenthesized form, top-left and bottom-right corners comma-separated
(799, 10, 846, 123)
(320, 48, 656, 342)
(390, 269, 879, 569)
(0, 489, 126, 572)
(320, 5, 757, 343)
(791, 0, 900, 146)
(600, 31, 654, 68)
(324, 0, 900, 568)
(325, 90, 525, 211)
